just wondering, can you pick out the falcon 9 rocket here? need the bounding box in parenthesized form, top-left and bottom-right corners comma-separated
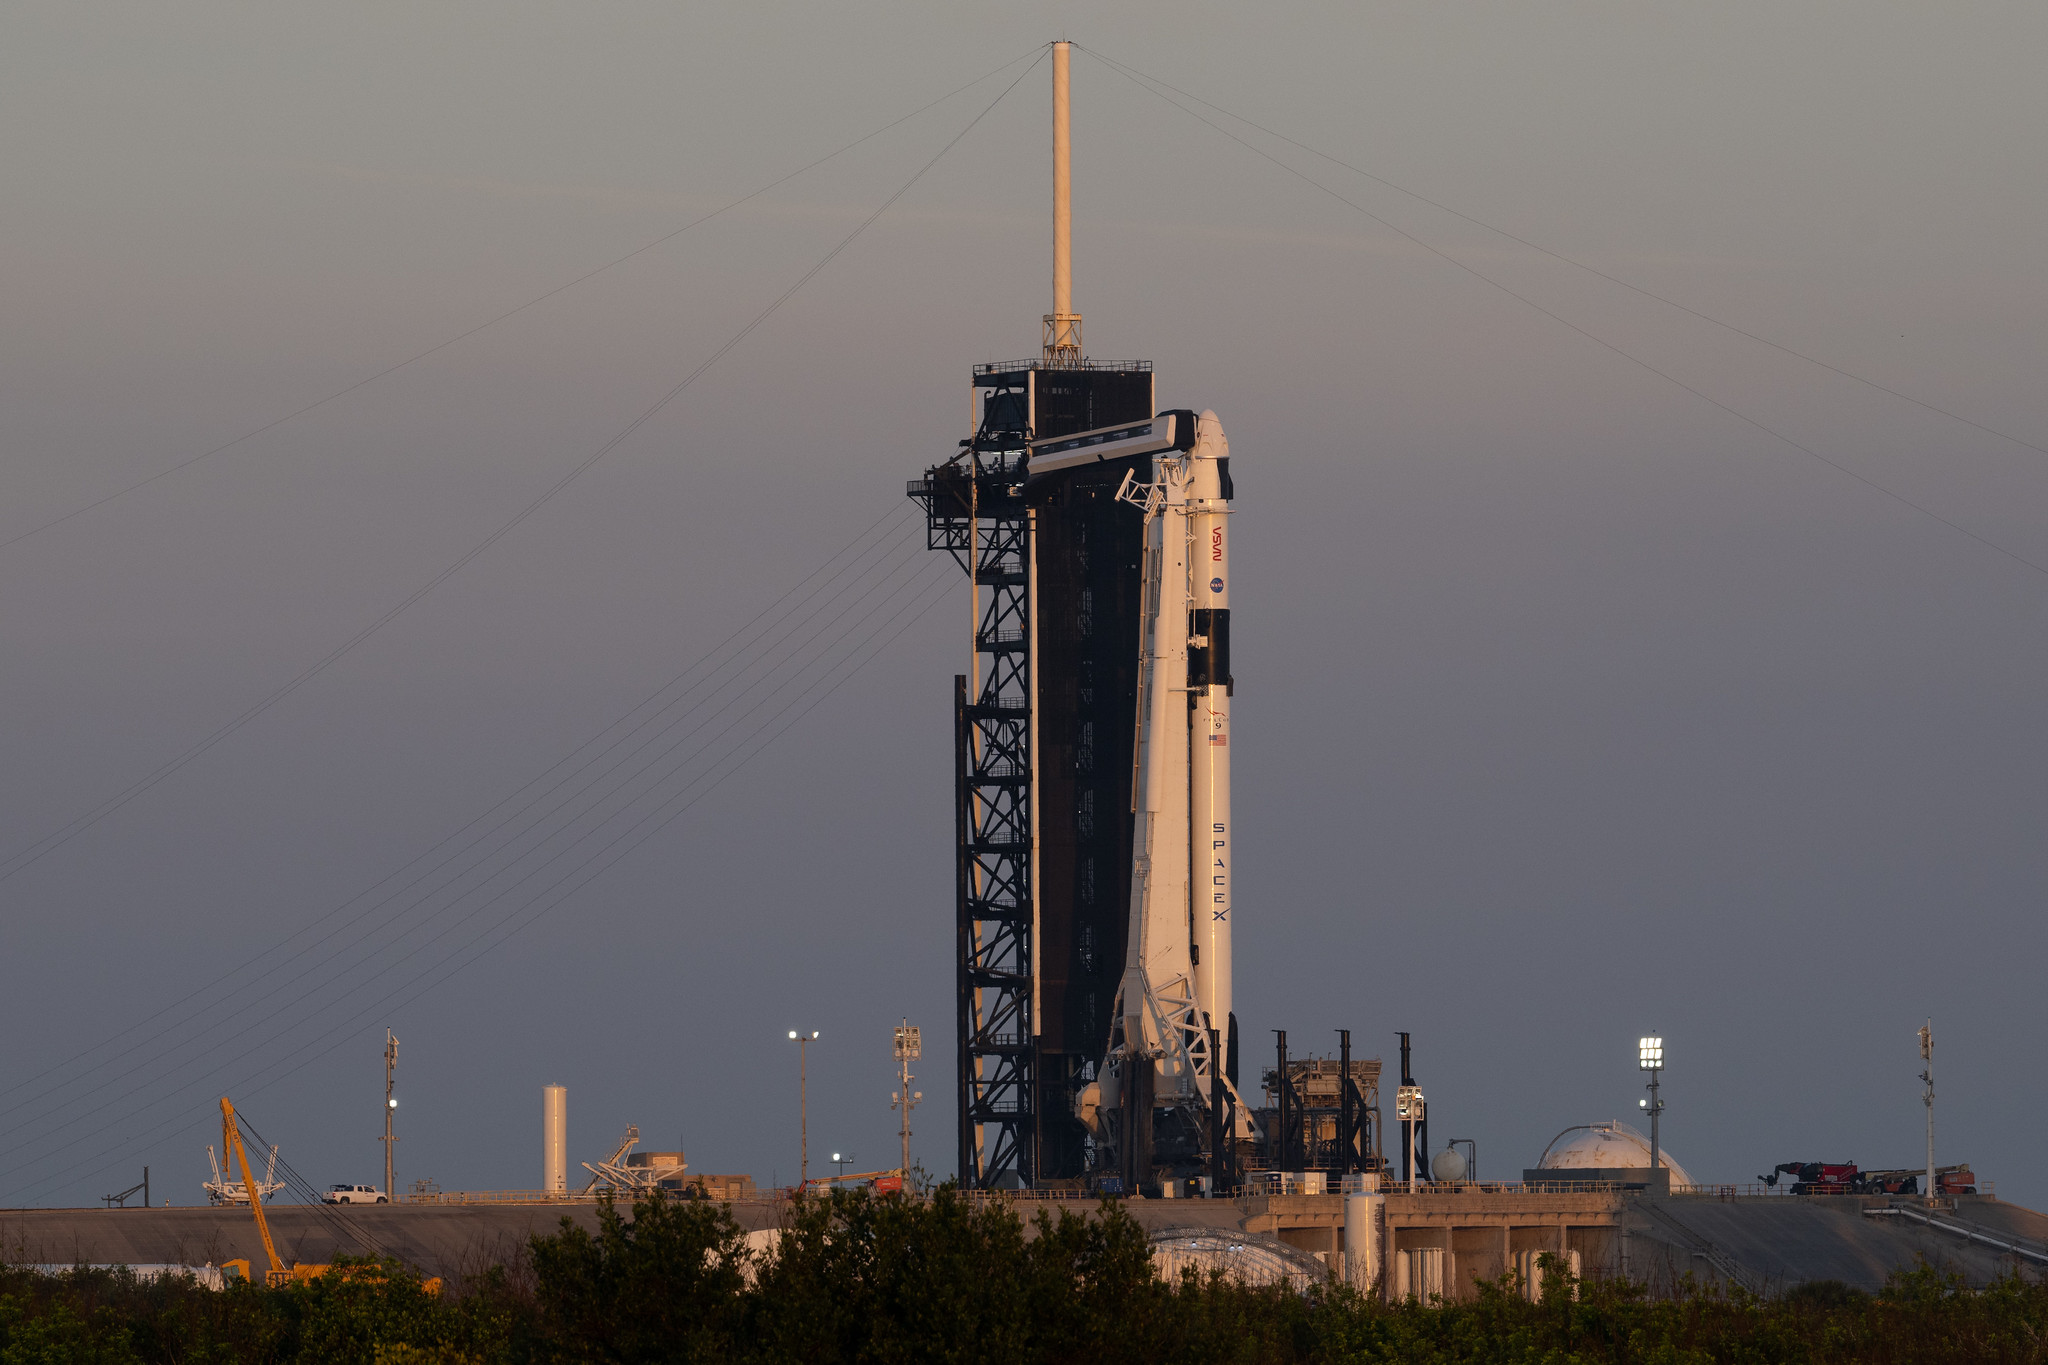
(1060, 409, 1250, 1188)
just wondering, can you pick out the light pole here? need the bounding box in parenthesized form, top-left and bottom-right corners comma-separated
(892, 1020, 922, 1180)
(1919, 1020, 1935, 1205)
(1638, 1036, 1664, 1177)
(789, 1030, 819, 1188)
(832, 1152, 855, 1178)
(381, 1030, 399, 1200)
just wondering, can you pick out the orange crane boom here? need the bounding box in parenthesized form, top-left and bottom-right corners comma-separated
(221, 1097, 287, 1284)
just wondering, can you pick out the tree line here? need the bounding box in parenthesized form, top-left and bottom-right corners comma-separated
(3, 1187, 2044, 1363)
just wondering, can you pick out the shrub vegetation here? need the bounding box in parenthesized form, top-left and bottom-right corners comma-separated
(3, 1188, 2044, 1363)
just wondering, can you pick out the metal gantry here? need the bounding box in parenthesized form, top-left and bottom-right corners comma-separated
(912, 373, 1037, 1188)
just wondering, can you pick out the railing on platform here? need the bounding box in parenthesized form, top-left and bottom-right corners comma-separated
(405, 1189, 788, 1208)
(1670, 1182, 1998, 1200)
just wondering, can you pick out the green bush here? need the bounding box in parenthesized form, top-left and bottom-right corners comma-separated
(4, 1193, 2047, 1363)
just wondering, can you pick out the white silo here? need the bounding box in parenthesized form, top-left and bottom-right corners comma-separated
(543, 1085, 567, 1193)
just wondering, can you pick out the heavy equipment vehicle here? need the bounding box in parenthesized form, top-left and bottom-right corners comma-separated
(215, 1096, 441, 1293)
(1759, 1160, 1979, 1195)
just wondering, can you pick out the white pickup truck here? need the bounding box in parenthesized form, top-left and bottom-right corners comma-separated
(321, 1183, 387, 1205)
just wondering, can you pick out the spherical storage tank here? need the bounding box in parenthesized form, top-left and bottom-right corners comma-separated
(1535, 1120, 1696, 1188)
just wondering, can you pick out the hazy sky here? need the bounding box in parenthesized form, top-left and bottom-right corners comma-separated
(4, 3, 2045, 1212)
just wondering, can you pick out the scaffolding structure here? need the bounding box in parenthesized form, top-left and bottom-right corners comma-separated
(911, 370, 1036, 1188)
(910, 361, 1153, 1189)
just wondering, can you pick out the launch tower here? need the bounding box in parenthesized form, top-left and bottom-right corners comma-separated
(908, 43, 1245, 1190)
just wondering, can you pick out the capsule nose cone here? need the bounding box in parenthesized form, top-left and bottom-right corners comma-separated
(1194, 409, 1229, 460)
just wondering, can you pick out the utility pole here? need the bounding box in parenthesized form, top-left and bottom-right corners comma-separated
(789, 1030, 819, 1188)
(893, 1021, 922, 1180)
(381, 1029, 399, 1200)
(1920, 1020, 1935, 1205)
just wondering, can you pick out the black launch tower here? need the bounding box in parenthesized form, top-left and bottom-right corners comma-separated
(909, 358, 1154, 1187)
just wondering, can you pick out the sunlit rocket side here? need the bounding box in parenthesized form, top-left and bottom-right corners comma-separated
(1187, 414, 1232, 1046)
(1109, 411, 1243, 1129)
(1116, 433, 1198, 1100)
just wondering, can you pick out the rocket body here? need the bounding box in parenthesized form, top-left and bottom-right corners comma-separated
(1187, 415, 1232, 1044)
(1117, 411, 1234, 1107)
(1121, 438, 1197, 1097)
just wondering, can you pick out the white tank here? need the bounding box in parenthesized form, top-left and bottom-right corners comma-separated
(543, 1085, 567, 1193)
(1535, 1120, 1695, 1188)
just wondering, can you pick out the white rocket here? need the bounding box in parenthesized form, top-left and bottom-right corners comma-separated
(1187, 422, 1233, 1040)
(1038, 409, 1247, 1165)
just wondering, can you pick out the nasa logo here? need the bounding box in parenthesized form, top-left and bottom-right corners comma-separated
(1211, 527, 1223, 561)
(1209, 577, 1223, 594)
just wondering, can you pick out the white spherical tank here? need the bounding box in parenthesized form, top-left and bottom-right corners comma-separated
(1535, 1120, 1695, 1188)
(1430, 1147, 1468, 1182)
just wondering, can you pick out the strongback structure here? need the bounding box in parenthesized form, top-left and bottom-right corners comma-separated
(909, 360, 1154, 1187)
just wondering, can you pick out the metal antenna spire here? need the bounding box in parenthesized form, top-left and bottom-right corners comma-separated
(1044, 41, 1082, 364)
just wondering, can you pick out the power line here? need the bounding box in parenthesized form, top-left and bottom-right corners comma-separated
(0, 51, 1043, 888)
(0, 502, 918, 1116)
(233, 1110, 384, 1259)
(8, 556, 961, 1204)
(1083, 45, 2048, 582)
(1077, 44, 2048, 464)
(0, 46, 1046, 554)
(0, 511, 939, 1158)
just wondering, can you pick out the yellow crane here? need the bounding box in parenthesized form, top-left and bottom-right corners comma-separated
(218, 1096, 325, 1287)
(215, 1096, 439, 1294)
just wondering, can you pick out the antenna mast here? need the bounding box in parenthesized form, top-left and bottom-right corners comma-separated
(1919, 1020, 1934, 1206)
(381, 1029, 399, 1200)
(1044, 41, 1081, 365)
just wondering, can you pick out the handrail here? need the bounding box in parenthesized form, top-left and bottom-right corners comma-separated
(404, 1189, 782, 1207)
(1865, 1204, 2048, 1265)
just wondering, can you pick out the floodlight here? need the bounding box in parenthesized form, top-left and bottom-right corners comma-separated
(1638, 1098, 1649, 1109)
(1638, 1036, 1664, 1070)
(789, 1031, 798, 1039)
(388, 1098, 398, 1109)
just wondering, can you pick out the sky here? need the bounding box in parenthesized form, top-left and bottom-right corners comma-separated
(3, 2, 2045, 1212)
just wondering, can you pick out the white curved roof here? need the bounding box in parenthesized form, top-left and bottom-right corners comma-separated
(1149, 1226, 1328, 1291)
(1536, 1120, 1696, 1188)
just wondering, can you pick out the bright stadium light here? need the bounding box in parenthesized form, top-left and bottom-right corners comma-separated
(1637, 1034, 1666, 1177)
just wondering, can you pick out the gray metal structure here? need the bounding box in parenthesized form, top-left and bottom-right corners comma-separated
(910, 360, 1153, 1188)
